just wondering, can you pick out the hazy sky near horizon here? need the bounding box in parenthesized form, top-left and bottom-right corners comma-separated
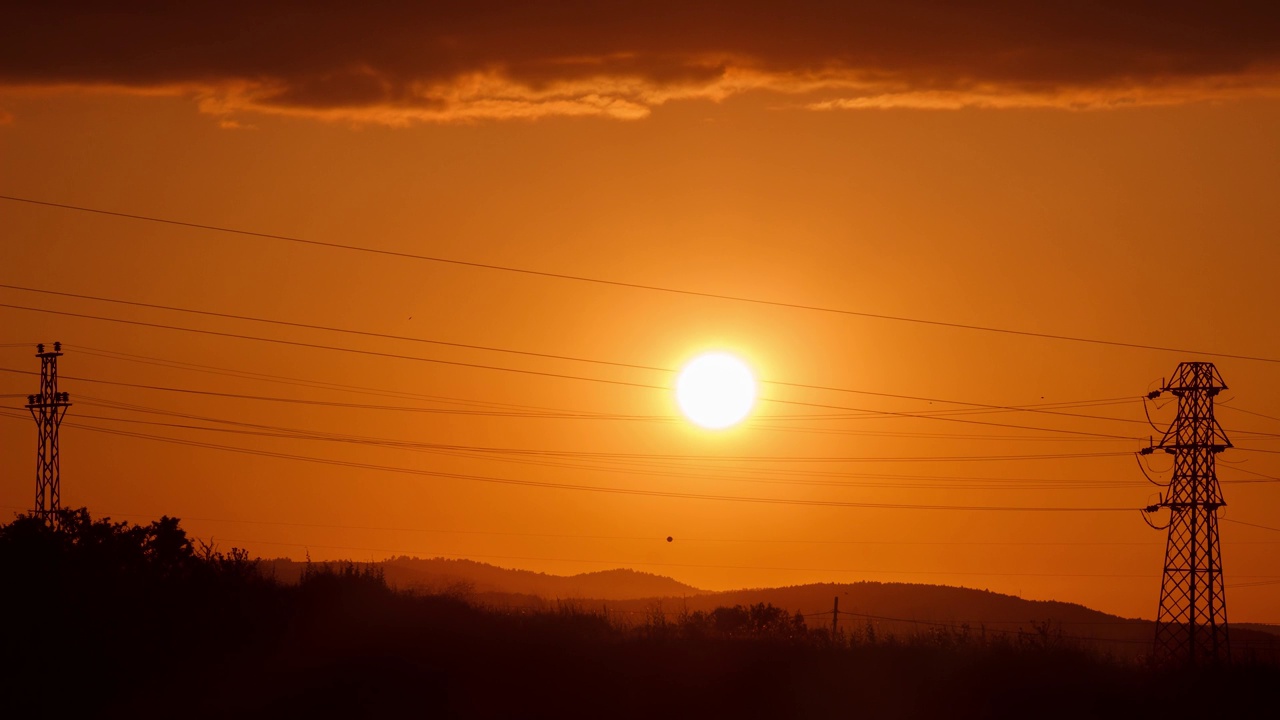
(3, 2, 1280, 621)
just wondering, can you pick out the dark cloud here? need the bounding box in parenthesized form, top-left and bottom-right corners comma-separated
(3, 1, 1279, 121)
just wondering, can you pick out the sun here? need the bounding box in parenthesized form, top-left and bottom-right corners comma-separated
(675, 352, 757, 430)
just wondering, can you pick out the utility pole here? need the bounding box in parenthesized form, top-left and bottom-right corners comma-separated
(1141, 362, 1230, 665)
(832, 596, 839, 637)
(26, 342, 70, 525)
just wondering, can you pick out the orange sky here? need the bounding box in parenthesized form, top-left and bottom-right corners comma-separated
(2, 3, 1280, 622)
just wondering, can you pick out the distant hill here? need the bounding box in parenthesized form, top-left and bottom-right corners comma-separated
(642, 581, 1139, 631)
(260, 557, 1280, 660)
(596, 582, 1279, 660)
(1238, 623, 1280, 639)
(264, 556, 703, 601)
(599, 581, 1153, 655)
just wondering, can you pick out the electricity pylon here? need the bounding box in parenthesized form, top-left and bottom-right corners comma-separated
(25, 342, 71, 524)
(1141, 362, 1230, 665)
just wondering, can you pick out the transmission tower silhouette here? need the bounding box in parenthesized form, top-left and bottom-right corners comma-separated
(1141, 362, 1231, 665)
(25, 342, 71, 524)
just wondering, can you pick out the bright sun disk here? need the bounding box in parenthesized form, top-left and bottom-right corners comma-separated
(675, 352, 757, 430)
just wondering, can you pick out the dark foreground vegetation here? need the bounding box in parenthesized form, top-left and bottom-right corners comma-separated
(2, 510, 1275, 719)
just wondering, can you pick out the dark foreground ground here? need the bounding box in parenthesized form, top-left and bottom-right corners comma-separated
(3, 510, 1276, 719)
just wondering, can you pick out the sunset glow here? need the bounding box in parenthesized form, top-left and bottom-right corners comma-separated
(675, 352, 757, 429)
(3, 3, 1280, 673)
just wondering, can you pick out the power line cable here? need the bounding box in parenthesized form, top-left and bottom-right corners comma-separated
(34, 366, 1121, 435)
(0, 299, 1146, 440)
(0, 302, 1145, 441)
(1219, 405, 1280, 424)
(58, 401, 1148, 491)
(65, 345, 677, 416)
(0, 410, 1136, 510)
(1223, 518, 1280, 533)
(25, 370, 666, 421)
(72, 394, 1159, 486)
(73, 343, 1146, 424)
(0, 282, 670, 374)
(62, 379, 1135, 445)
(1, 404, 1131, 466)
(0, 284, 1152, 426)
(0, 301, 665, 390)
(0, 504, 1196, 546)
(3, 193, 1278, 364)
(65, 342, 1151, 426)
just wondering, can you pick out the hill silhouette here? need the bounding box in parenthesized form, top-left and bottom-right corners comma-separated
(262, 556, 1280, 661)
(265, 556, 702, 599)
(604, 581, 1159, 657)
(606, 583, 1278, 660)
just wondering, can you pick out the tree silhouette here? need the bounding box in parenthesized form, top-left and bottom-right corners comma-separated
(0, 508, 1275, 719)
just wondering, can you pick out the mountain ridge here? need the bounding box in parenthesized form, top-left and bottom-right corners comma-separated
(262, 555, 1280, 660)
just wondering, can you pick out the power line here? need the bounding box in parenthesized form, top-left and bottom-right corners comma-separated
(77, 343, 1141, 417)
(0, 410, 1137, 511)
(1219, 405, 1280, 424)
(1, 368, 668, 421)
(0, 404, 1132, 466)
(0, 504, 1191, 546)
(0, 301, 665, 391)
(20, 366, 1131, 435)
(3, 193, 1278, 364)
(1235, 447, 1280, 455)
(1223, 518, 1280, 534)
(0, 303, 1146, 440)
(2, 366, 1174, 495)
(71, 344, 1148, 425)
(1218, 464, 1280, 483)
(0, 282, 668, 375)
(65, 400, 1170, 491)
(1230, 429, 1280, 439)
(51, 401, 1147, 491)
(58, 378, 1135, 445)
(73, 345, 665, 416)
(1228, 579, 1280, 590)
(0, 284, 1153, 427)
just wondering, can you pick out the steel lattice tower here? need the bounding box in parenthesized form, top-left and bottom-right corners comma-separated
(1141, 362, 1230, 665)
(25, 342, 71, 524)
